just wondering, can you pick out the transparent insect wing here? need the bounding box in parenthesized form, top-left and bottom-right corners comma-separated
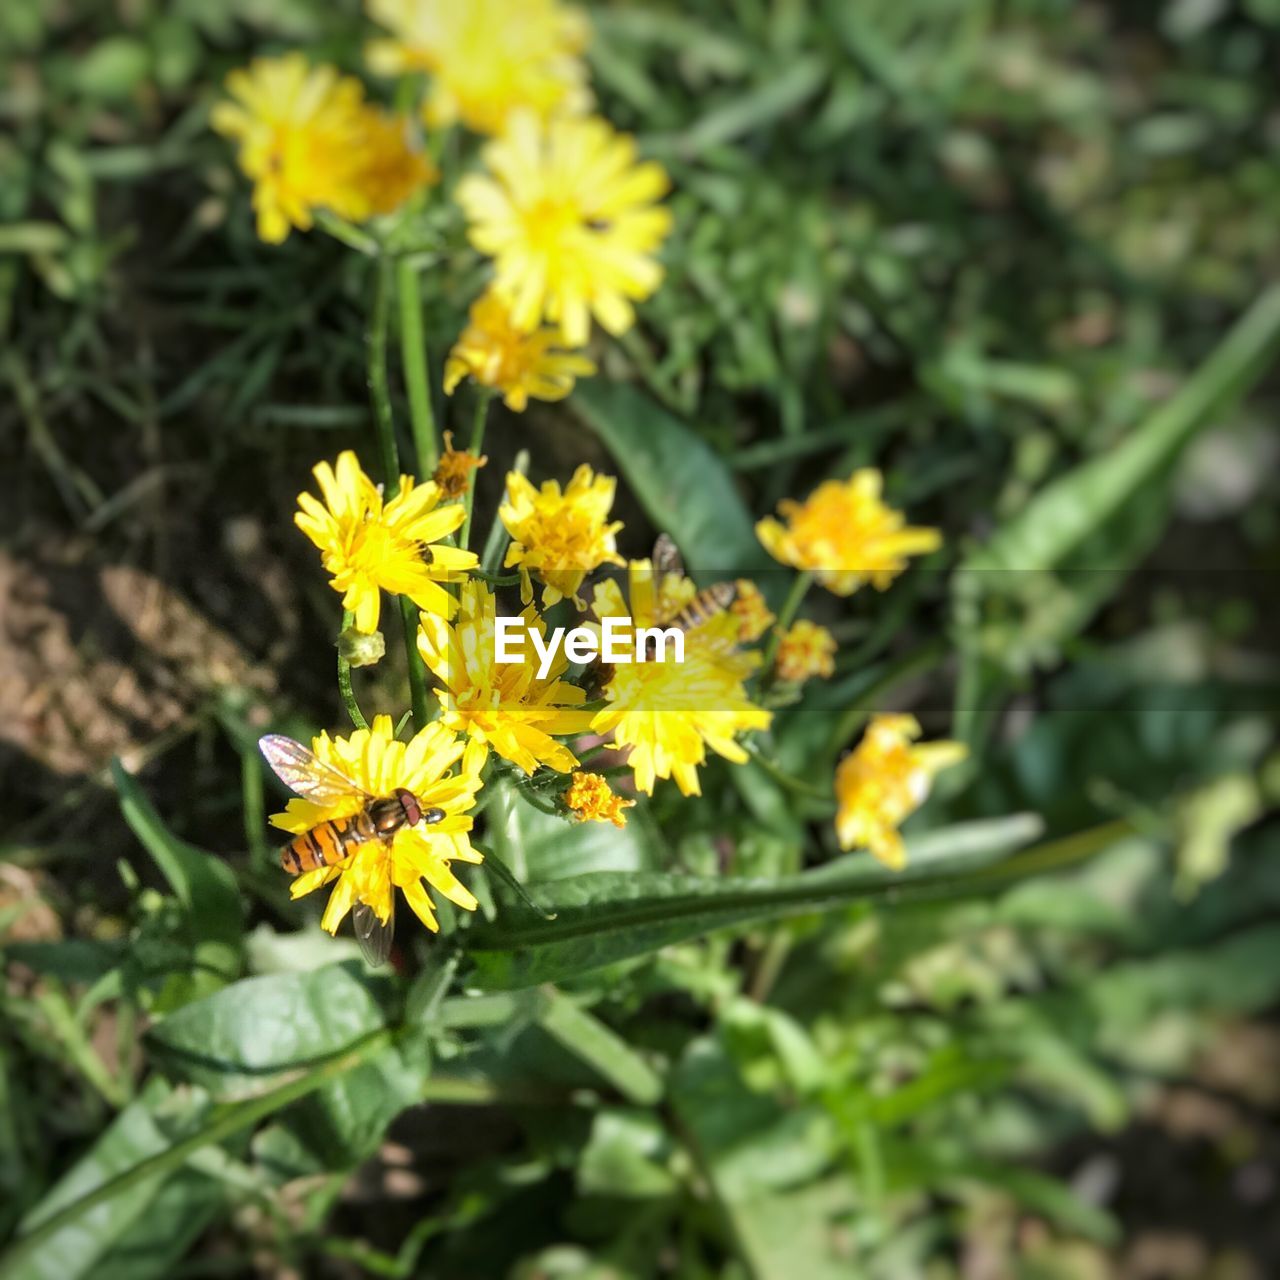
(652, 532, 684, 578)
(353, 901, 395, 967)
(258, 734, 371, 806)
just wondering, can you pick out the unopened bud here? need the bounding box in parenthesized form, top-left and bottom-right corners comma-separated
(339, 626, 386, 668)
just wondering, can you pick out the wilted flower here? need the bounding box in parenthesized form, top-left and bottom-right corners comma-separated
(589, 562, 771, 797)
(295, 450, 477, 632)
(731, 579, 775, 643)
(757, 469, 940, 596)
(443, 290, 596, 411)
(834, 714, 967, 869)
(366, 0, 591, 136)
(270, 716, 483, 934)
(433, 430, 487, 499)
(417, 580, 593, 774)
(458, 112, 672, 346)
(563, 770, 634, 827)
(774, 619, 836, 684)
(211, 54, 433, 243)
(500, 464, 624, 608)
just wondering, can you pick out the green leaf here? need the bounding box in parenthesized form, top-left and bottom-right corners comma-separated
(6, 1079, 212, 1280)
(578, 1109, 678, 1199)
(571, 380, 768, 580)
(147, 964, 390, 1099)
(962, 283, 1280, 578)
(111, 759, 242, 956)
(537, 988, 664, 1104)
(463, 815, 1043, 988)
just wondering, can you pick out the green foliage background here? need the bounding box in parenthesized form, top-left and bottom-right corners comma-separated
(2, 0, 1279, 1276)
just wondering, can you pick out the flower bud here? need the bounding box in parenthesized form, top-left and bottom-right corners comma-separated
(338, 626, 386, 669)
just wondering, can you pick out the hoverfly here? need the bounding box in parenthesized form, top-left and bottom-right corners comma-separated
(258, 734, 445, 966)
(585, 535, 738, 696)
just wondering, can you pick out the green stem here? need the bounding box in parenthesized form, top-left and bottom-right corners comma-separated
(0, 1031, 393, 1274)
(759, 571, 812, 691)
(745, 743, 834, 806)
(826, 636, 947, 756)
(368, 256, 431, 730)
(459, 390, 493, 550)
(337, 608, 370, 731)
(481, 446, 527, 576)
(396, 258, 438, 476)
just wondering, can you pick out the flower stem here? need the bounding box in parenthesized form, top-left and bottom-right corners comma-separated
(337, 609, 370, 731)
(368, 255, 431, 730)
(460, 389, 493, 550)
(396, 257, 439, 476)
(481, 446, 527, 576)
(759, 571, 812, 692)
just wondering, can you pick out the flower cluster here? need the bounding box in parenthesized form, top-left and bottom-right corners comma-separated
(229, 6, 959, 955)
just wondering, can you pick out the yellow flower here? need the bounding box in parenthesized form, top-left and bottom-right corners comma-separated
(757, 469, 941, 597)
(295, 450, 477, 632)
(366, 0, 591, 136)
(731, 579, 775, 643)
(443, 290, 596, 411)
(589, 562, 772, 797)
(270, 716, 483, 934)
(211, 54, 434, 244)
(417, 580, 594, 774)
(500, 464, 624, 608)
(457, 112, 672, 346)
(774, 620, 837, 684)
(834, 714, 967, 870)
(563, 771, 634, 827)
(433, 430, 487, 499)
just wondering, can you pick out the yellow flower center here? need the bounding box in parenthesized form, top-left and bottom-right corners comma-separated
(523, 194, 583, 254)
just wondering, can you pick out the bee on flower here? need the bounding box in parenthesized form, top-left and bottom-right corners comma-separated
(457, 112, 673, 346)
(295, 450, 477, 633)
(757, 469, 941, 596)
(211, 54, 435, 244)
(417, 580, 594, 775)
(365, 0, 591, 136)
(500, 465, 624, 608)
(834, 714, 967, 870)
(774, 619, 837, 684)
(267, 716, 484, 941)
(588, 560, 772, 797)
(444, 291, 597, 412)
(563, 771, 634, 828)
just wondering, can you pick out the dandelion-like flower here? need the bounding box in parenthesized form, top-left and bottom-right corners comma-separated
(457, 112, 672, 346)
(774, 620, 836, 684)
(731, 579, 775, 643)
(433, 431, 487, 499)
(271, 716, 483, 934)
(295, 450, 477, 632)
(757, 469, 941, 597)
(211, 54, 434, 244)
(834, 714, 967, 870)
(563, 771, 634, 827)
(589, 563, 771, 797)
(443, 290, 596, 411)
(366, 0, 591, 135)
(417, 580, 593, 774)
(500, 464, 624, 608)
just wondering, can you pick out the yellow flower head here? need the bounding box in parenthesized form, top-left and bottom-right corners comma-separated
(295, 450, 477, 633)
(443, 290, 596, 411)
(564, 770, 634, 827)
(211, 54, 434, 244)
(757, 469, 941, 597)
(500, 464, 624, 608)
(731, 579, 775, 644)
(834, 714, 967, 870)
(588, 562, 772, 797)
(775, 620, 837, 684)
(458, 112, 673, 346)
(417, 579, 593, 774)
(366, 0, 591, 135)
(433, 430, 487, 499)
(270, 716, 483, 935)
